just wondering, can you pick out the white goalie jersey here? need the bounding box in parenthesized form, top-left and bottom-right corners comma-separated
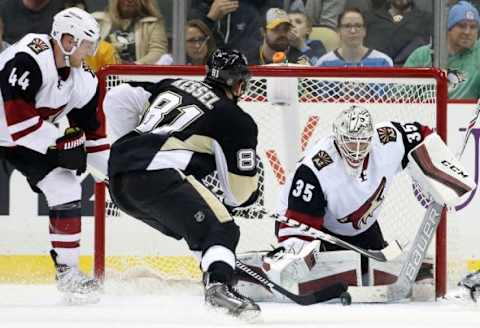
(276, 121, 432, 243)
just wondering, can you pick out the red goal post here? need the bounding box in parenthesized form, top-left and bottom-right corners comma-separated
(95, 65, 448, 297)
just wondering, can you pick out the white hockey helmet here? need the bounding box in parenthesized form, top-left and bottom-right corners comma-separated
(51, 7, 100, 56)
(333, 105, 374, 174)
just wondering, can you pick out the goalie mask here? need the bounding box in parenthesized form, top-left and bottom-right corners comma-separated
(333, 105, 374, 175)
(51, 7, 100, 60)
(205, 48, 251, 100)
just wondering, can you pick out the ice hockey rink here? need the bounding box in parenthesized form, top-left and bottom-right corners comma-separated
(0, 281, 478, 328)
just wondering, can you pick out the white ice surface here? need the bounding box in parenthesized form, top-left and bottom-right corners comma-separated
(0, 281, 479, 328)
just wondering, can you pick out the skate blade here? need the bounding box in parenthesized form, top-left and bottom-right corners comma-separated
(206, 303, 262, 323)
(236, 308, 262, 323)
(62, 291, 100, 305)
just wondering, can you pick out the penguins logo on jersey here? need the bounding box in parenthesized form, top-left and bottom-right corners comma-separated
(337, 177, 386, 230)
(312, 150, 333, 171)
(27, 38, 50, 54)
(447, 69, 466, 93)
(377, 127, 397, 144)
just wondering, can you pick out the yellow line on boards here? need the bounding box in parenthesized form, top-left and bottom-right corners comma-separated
(0, 255, 477, 284)
(0, 255, 201, 283)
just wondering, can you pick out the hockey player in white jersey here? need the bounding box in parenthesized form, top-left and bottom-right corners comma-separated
(275, 105, 432, 252)
(0, 8, 109, 303)
(236, 105, 439, 301)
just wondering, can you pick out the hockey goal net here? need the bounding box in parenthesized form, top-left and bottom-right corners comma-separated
(95, 65, 453, 297)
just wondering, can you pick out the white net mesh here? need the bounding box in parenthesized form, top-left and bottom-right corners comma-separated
(99, 66, 461, 294)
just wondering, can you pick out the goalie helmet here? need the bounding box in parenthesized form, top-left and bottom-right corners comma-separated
(51, 7, 100, 57)
(333, 105, 374, 174)
(205, 48, 251, 98)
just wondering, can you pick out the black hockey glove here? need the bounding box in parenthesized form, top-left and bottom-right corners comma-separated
(47, 127, 87, 175)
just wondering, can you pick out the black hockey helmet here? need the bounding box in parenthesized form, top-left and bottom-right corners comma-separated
(205, 48, 251, 98)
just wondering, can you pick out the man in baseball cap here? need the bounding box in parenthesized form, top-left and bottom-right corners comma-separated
(265, 7, 292, 30)
(245, 8, 308, 65)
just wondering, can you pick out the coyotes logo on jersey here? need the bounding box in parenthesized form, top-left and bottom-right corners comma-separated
(337, 177, 386, 229)
(312, 150, 333, 171)
(377, 127, 397, 144)
(27, 38, 50, 54)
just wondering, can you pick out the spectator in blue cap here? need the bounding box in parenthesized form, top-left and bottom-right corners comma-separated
(405, 1, 480, 99)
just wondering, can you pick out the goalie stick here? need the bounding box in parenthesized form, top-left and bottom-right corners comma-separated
(232, 207, 404, 262)
(233, 203, 444, 303)
(235, 259, 349, 305)
(348, 201, 446, 303)
(457, 98, 480, 159)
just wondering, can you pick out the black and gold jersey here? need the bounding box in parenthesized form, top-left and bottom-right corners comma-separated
(108, 78, 259, 207)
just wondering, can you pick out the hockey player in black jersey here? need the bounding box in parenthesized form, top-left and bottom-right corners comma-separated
(0, 8, 109, 303)
(107, 48, 261, 319)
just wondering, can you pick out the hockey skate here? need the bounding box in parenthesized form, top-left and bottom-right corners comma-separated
(458, 270, 480, 302)
(205, 281, 261, 321)
(51, 250, 101, 304)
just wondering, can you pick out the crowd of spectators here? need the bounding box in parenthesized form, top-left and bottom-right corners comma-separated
(0, 0, 479, 99)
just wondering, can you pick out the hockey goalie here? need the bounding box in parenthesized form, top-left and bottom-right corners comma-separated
(234, 105, 476, 303)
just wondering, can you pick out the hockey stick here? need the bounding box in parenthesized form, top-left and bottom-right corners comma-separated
(457, 99, 480, 159)
(348, 201, 445, 303)
(232, 207, 404, 262)
(235, 259, 349, 305)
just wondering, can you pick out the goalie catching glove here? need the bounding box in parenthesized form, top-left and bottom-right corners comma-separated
(47, 127, 87, 175)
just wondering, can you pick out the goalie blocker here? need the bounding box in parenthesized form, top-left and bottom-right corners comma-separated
(407, 133, 476, 207)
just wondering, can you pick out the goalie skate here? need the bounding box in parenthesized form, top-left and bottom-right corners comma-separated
(51, 251, 100, 304)
(205, 282, 261, 321)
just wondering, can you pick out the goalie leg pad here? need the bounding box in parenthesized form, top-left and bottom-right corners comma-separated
(236, 245, 362, 302)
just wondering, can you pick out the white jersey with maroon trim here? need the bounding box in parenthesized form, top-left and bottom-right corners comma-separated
(276, 121, 431, 241)
(0, 33, 108, 156)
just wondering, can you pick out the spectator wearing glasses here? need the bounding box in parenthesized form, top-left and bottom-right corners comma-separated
(184, 20, 216, 64)
(315, 7, 393, 67)
(157, 19, 216, 65)
(405, 1, 480, 99)
(188, 0, 262, 55)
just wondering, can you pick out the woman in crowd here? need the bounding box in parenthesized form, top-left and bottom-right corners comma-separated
(157, 19, 216, 65)
(93, 0, 167, 64)
(316, 7, 392, 67)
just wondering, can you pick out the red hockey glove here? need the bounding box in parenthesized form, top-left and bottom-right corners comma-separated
(48, 127, 87, 175)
